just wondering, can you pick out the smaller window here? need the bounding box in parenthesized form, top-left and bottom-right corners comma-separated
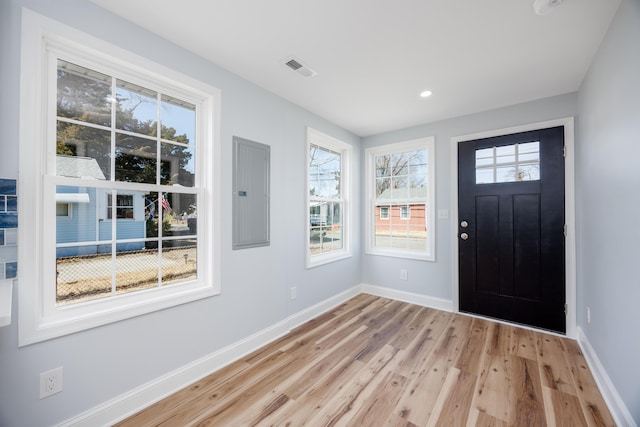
(56, 203, 71, 218)
(107, 194, 134, 219)
(475, 141, 540, 184)
(365, 136, 435, 261)
(379, 206, 389, 220)
(306, 128, 351, 268)
(400, 205, 410, 220)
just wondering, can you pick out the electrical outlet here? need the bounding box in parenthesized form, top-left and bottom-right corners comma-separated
(400, 269, 408, 281)
(290, 287, 297, 300)
(587, 307, 591, 324)
(40, 367, 63, 399)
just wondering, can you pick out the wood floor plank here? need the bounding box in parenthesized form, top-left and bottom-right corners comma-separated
(509, 355, 547, 426)
(536, 334, 576, 395)
(118, 296, 615, 427)
(397, 315, 473, 426)
(470, 322, 514, 422)
(543, 387, 589, 427)
(561, 339, 616, 427)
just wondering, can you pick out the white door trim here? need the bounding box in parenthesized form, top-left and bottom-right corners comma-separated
(450, 117, 576, 338)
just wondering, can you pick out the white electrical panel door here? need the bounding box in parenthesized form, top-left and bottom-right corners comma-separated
(232, 137, 270, 249)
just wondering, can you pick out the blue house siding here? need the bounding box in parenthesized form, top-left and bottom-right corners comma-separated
(56, 187, 98, 245)
(56, 187, 146, 257)
(98, 220, 146, 252)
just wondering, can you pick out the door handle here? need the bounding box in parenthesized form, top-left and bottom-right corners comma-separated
(460, 220, 469, 228)
(460, 232, 469, 240)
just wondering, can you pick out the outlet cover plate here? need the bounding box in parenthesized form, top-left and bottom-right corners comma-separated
(40, 367, 63, 399)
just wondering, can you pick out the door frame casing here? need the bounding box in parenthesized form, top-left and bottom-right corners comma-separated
(450, 117, 576, 338)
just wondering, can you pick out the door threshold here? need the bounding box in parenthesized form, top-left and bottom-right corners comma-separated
(457, 309, 568, 339)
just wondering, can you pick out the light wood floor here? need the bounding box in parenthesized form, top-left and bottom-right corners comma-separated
(117, 295, 615, 426)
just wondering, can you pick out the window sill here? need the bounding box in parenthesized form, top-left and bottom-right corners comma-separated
(0, 279, 13, 327)
(306, 251, 352, 269)
(365, 248, 434, 262)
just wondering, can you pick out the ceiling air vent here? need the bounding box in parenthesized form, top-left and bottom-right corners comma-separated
(283, 56, 317, 78)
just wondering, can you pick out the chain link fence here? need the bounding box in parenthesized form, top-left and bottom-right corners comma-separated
(56, 245, 197, 305)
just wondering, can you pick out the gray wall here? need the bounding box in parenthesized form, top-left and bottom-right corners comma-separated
(577, 0, 640, 423)
(361, 94, 577, 299)
(0, 1, 361, 425)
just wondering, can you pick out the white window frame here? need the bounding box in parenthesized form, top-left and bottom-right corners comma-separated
(107, 194, 134, 220)
(379, 206, 390, 220)
(18, 11, 221, 346)
(306, 128, 352, 268)
(55, 203, 72, 219)
(399, 205, 411, 220)
(365, 136, 436, 261)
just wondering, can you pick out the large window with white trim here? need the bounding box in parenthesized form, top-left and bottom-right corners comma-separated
(19, 13, 220, 345)
(306, 128, 351, 268)
(365, 137, 435, 261)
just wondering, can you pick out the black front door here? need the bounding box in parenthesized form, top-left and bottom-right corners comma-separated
(458, 126, 566, 333)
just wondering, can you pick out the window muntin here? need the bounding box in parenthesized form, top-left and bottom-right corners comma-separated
(306, 128, 351, 268)
(53, 58, 201, 307)
(17, 13, 220, 345)
(366, 137, 435, 261)
(475, 141, 540, 184)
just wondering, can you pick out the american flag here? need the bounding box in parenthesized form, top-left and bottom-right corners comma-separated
(161, 194, 171, 212)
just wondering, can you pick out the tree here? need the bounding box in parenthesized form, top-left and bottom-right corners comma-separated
(375, 149, 427, 198)
(56, 63, 194, 187)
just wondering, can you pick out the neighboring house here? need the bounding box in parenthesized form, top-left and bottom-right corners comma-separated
(55, 155, 146, 257)
(375, 187, 427, 233)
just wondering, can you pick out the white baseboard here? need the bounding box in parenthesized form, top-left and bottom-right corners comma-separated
(58, 285, 361, 427)
(360, 283, 453, 312)
(577, 327, 637, 427)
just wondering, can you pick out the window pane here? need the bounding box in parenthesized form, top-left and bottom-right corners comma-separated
(475, 141, 540, 184)
(161, 95, 195, 144)
(376, 177, 391, 198)
(161, 192, 197, 237)
(519, 142, 539, 153)
(375, 155, 391, 177)
(476, 168, 494, 184)
(391, 152, 409, 176)
(161, 239, 197, 286)
(309, 144, 341, 198)
(116, 80, 158, 136)
(409, 165, 427, 188)
(56, 246, 113, 306)
(57, 60, 112, 127)
(56, 122, 111, 180)
(517, 164, 540, 181)
(309, 201, 343, 254)
(115, 246, 159, 296)
(160, 141, 195, 186)
(115, 134, 157, 183)
(374, 203, 426, 250)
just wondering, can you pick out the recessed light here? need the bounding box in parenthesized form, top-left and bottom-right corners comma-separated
(420, 90, 432, 98)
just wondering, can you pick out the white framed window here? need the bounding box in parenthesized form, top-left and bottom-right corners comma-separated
(365, 136, 435, 261)
(107, 194, 134, 219)
(18, 11, 221, 345)
(306, 128, 351, 268)
(55, 203, 71, 218)
(400, 205, 410, 220)
(379, 206, 390, 220)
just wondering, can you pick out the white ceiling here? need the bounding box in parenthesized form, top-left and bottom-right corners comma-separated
(90, 0, 621, 137)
